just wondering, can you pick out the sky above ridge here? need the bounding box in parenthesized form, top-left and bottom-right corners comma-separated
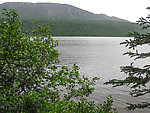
(0, 0, 150, 22)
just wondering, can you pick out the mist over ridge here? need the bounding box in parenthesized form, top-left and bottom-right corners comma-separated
(0, 2, 142, 36)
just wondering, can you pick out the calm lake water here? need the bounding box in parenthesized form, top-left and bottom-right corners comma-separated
(53, 37, 150, 113)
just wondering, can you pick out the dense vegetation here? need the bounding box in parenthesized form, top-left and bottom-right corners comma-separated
(0, 8, 117, 113)
(22, 19, 140, 36)
(105, 7, 150, 110)
(0, 2, 143, 37)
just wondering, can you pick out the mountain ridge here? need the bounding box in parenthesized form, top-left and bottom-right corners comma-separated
(0, 2, 142, 36)
(0, 2, 128, 22)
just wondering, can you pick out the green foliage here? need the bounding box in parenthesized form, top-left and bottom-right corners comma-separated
(105, 7, 150, 110)
(21, 19, 141, 37)
(46, 95, 116, 113)
(0, 8, 117, 112)
(0, 2, 145, 37)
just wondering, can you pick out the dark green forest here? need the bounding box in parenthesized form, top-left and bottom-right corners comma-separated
(0, 2, 143, 37)
(22, 19, 141, 36)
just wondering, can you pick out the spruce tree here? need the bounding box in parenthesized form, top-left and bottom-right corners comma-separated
(105, 7, 150, 110)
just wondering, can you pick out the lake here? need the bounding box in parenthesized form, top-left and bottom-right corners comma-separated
(53, 37, 150, 113)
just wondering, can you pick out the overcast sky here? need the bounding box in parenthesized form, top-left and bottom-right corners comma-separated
(0, 0, 150, 22)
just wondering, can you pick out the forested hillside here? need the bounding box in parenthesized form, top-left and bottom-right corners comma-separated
(0, 2, 142, 36)
(22, 19, 140, 36)
(0, 2, 127, 21)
